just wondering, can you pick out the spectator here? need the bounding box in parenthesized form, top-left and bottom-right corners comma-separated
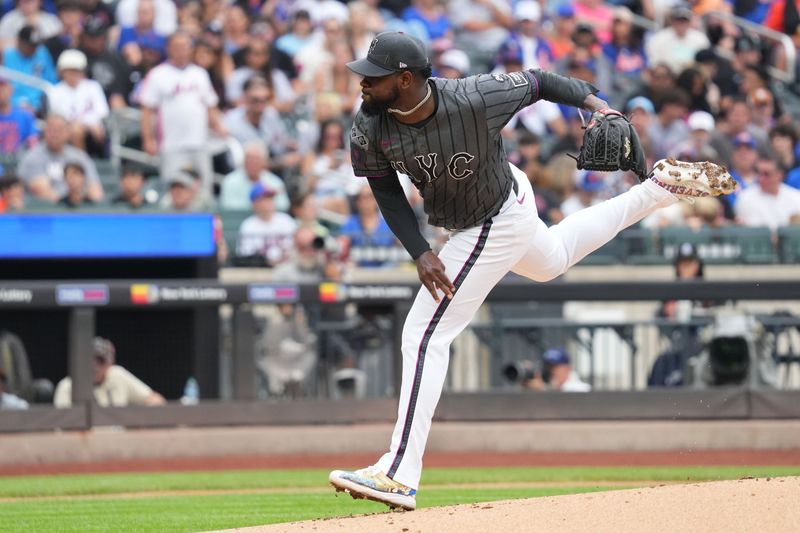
(735, 158, 800, 230)
(53, 337, 166, 408)
(115, 0, 177, 36)
(227, 37, 295, 111)
(237, 182, 297, 265)
(647, 89, 690, 161)
(300, 118, 357, 216)
(0, 368, 28, 409)
(0, 0, 61, 47)
(602, 7, 647, 105)
(401, 0, 453, 44)
(0, 175, 24, 211)
(560, 170, 605, 217)
(221, 3, 250, 55)
(645, 4, 710, 75)
(80, 16, 133, 110)
(437, 48, 470, 79)
(672, 111, 720, 163)
(717, 98, 769, 166)
(624, 96, 656, 168)
(770, 125, 800, 184)
(50, 49, 109, 155)
(223, 75, 299, 176)
(43, 0, 84, 61)
(57, 161, 94, 208)
(497, 0, 553, 71)
(747, 87, 777, 134)
(117, 0, 167, 63)
(2, 25, 57, 112)
(340, 183, 397, 267)
(547, 3, 576, 60)
(524, 348, 591, 392)
(448, 0, 512, 72)
(159, 170, 214, 212)
(730, 132, 760, 188)
(193, 37, 231, 110)
(573, 0, 613, 44)
(289, 191, 330, 238)
(348, 1, 383, 61)
(274, 9, 316, 58)
(17, 114, 102, 202)
(676, 67, 714, 113)
(272, 225, 342, 283)
(140, 31, 226, 193)
(112, 164, 152, 208)
(0, 76, 38, 156)
(219, 141, 289, 211)
(312, 37, 361, 117)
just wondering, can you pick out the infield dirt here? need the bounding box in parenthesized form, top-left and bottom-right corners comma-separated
(220, 477, 800, 533)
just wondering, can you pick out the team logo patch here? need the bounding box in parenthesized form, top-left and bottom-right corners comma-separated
(351, 125, 369, 149)
(493, 74, 505, 82)
(507, 72, 528, 87)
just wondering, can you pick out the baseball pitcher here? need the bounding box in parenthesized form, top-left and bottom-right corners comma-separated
(329, 31, 735, 510)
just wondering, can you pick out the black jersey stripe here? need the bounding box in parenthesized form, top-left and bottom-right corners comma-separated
(387, 219, 493, 480)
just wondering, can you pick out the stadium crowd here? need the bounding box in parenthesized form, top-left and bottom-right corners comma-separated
(0, 0, 798, 270)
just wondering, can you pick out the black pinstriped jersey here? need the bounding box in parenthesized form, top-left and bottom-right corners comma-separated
(350, 72, 539, 230)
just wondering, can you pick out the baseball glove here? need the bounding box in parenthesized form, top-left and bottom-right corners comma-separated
(573, 109, 648, 182)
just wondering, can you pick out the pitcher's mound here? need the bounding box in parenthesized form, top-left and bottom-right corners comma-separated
(229, 477, 800, 533)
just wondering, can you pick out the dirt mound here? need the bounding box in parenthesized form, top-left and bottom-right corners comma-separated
(223, 477, 800, 533)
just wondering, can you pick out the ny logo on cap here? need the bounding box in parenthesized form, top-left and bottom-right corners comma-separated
(369, 37, 378, 55)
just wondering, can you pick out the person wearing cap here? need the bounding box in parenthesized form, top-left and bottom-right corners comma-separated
(436, 48, 470, 79)
(17, 114, 103, 202)
(523, 348, 591, 392)
(159, 168, 215, 212)
(560, 170, 605, 217)
(728, 131, 759, 196)
(671, 110, 719, 163)
(547, 3, 576, 60)
(236, 181, 297, 263)
(220, 141, 289, 211)
(54, 337, 166, 408)
(79, 16, 134, 110)
(645, 4, 710, 74)
(497, 0, 554, 71)
(0, 74, 38, 155)
(50, 49, 110, 155)
(735, 158, 800, 230)
(140, 31, 226, 193)
(331, 30, 734, 511)
(1, 25, 57, 112)
(0, 0, 61, 47)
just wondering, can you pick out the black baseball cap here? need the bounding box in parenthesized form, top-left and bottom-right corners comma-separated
(347, 31, 429, 78)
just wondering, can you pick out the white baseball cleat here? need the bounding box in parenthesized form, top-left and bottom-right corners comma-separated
(329, 466, 417, 510)
(648, 158, 737, 199)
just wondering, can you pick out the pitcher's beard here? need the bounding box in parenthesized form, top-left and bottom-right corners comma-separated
(361, 87, 400, 116)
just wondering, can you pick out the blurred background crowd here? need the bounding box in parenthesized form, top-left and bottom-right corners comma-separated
(0, 0, 798, 273)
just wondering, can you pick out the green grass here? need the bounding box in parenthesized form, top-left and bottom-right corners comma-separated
(0, 466, 797, 498)
(0, 487, 611, 533)
(0, 466, 798, 533)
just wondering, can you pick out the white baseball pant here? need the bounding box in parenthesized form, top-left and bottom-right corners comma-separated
(374, 164, 677, 489)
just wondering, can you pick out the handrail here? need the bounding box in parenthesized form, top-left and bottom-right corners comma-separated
(703, 10, 796, 84)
